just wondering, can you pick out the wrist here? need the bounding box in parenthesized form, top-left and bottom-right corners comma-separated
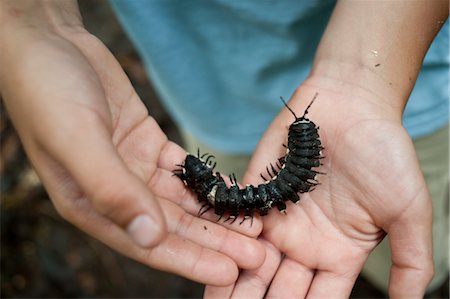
(0, 0, 84, 85)
(307, 0, 448, 120)
(307, 58, 407, 118)
(0, 0, 83, 38)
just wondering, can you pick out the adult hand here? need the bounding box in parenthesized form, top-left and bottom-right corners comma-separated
(0, 0, 264, 286)
(205, 80, 434, 298)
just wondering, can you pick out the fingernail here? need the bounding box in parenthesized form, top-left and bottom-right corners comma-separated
(126, 214, 159, 248)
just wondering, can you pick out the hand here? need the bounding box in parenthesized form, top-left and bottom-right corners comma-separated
(205, 78, 434, 298)
(0, 1, 264, 286)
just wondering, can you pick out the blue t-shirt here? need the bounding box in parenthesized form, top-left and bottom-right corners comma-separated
(110, 0, 449, 154)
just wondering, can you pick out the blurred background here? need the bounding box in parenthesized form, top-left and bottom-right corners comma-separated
(1, 1, 448, 298)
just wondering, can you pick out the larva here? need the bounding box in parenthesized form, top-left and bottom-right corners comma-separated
(173, 93, 324, 223)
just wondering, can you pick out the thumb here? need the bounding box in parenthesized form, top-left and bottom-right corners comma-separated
(39, 124, 167, 248)
(386, 186, 434, 298)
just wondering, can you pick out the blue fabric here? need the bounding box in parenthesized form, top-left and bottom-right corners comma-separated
(110, 0, 449, 154)
(404, 22, 449, 138)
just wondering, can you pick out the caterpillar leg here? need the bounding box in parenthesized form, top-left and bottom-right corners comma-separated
(274, 200, 287, 213)
(260, 173, 269, 181)
(205, 154, 215, 164)
(172, 169, 186, 180)
(239, 215, 254, 226)
(198, 203, 212, 216)
(225, 215, 238, 224)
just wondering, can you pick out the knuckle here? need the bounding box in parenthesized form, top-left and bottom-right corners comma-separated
(424, 262, 435, 282)
(175, 212, 194, 236)
(53, 200, 76, 221)
(89, 183, 130, 222)
(50, 193, 86, 224)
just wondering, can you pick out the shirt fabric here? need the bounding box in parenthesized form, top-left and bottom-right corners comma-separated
(110, 0, 449, 154)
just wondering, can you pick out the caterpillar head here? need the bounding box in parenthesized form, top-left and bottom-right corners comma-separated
(289, 118, 317, 132)
(184, 154, 213, 183)
(280, 93, 319, 133)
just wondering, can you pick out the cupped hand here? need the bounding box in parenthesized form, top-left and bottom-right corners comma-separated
(1, 22, 263, 286)
(205, 79, 434, 297)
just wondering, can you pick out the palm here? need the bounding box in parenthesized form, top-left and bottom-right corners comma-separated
(260, 117, 417, 295)
(205, 82, 433, 298)
(4, 28, 263, 286)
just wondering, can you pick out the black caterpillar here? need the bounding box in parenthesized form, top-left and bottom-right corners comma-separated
(174, 93, 324, 223)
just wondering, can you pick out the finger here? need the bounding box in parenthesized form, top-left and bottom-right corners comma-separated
(157, 140, 190, 171)
(230, 239, 282, 299)
(159, 198, 266, 270)
(40, 120, 166, 248)
(265, 258, 314, 298)
(305, 270, 358, 298)
(243, 127, 286, 185)
(204, 239, 281, 299)
(115, 116, 169, 183)
(242, 105, 297, 184)
(204, 284, 234, 299)
(385, 187, 434, 298)
(49, 192, 240, 286)
(148, 234, 239, 286)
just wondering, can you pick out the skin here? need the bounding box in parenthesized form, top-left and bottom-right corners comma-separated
(205, 1, 448, 298)
(0, 0, 264, 287)
(1, 0, 447, 297)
